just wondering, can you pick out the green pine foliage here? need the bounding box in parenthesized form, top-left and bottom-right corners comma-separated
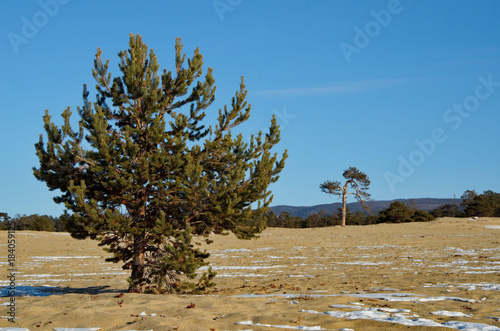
(429, 190, 500, 218)
(33, 34, 287, 294)
(4, 214, 60, 232)
(461, 190, 500, 217)
(377, 201, 414, 223)
(0, 213, 9, 230)
(267, 201, 436, 228)
(430, 204, 462, 218)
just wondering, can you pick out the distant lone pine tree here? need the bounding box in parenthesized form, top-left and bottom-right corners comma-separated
(320, 167, 371, 227)
(34, 34, 287, 294)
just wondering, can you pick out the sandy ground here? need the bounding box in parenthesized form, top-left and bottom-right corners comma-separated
(1, 217, 500, 330)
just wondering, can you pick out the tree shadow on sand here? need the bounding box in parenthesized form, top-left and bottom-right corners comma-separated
(0, 285, 125, 297)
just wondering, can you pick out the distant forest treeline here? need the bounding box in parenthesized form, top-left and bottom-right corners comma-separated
(270, 198, 457, 218)
(0, 212, 70, 232)
(268, 190, 500, 228)
(1, 190, 499, 232)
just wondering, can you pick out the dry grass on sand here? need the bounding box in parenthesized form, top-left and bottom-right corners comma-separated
(1, 217, 500, 330)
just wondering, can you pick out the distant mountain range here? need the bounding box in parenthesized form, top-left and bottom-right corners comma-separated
(270, 198, 459, 218)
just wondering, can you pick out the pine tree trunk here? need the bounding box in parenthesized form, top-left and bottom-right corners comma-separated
(129, 233, 146, 293)
(342, 192, 347, 227)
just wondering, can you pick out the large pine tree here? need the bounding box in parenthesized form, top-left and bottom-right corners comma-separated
(34, 34, 287, 294)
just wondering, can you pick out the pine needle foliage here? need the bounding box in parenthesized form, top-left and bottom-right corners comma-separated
(33, 34, 287, 294)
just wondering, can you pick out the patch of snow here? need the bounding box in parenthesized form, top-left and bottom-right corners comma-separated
(31, 256, 101, 261)
(485, 225, 500, 230)
(302, 308, 443, 327)
(210, 253, 228, 258)
(217, 248, 252, 253)
(199, 265, 285, 271)
(345, 292, 424, 301)
(336, 261, 392, 266)
(355, 245, 402, 249)
(423, 283, 454, 288)
(457, 265, 500, 271)
(478, 284, 500, 291)
(18, 274, 65, 278)
(232, 292, 479, 303)
(431, 310, 473, 317)
(216, 273, 270, 277)
(454, 283, 500, 291)
(445, 248, 478, 255)
(417, 296, 479, 303)
(329, 304, 363, 309)
(257, 247, 276, 251)
(18, 232, 48, 236)
(369, 287, 400, 291)
(65, 272, 129, 276)
(304, 309, 499, 329)
(442, 320, 500, 330)
(233, 293, 337, 299)
(378, 308, 411, 313)
(236, 321, 324, 330)
(0, 279, 75, 285)
(343, 292, 479, 303)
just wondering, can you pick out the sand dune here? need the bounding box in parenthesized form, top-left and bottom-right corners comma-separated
(1, 217, 500, 330)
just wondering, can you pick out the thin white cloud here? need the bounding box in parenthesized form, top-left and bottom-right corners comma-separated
(254, 79, 403, 97)
(433, 46, 500, 60)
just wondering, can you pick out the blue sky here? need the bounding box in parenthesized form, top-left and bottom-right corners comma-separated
(1, 1, 499, 217)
